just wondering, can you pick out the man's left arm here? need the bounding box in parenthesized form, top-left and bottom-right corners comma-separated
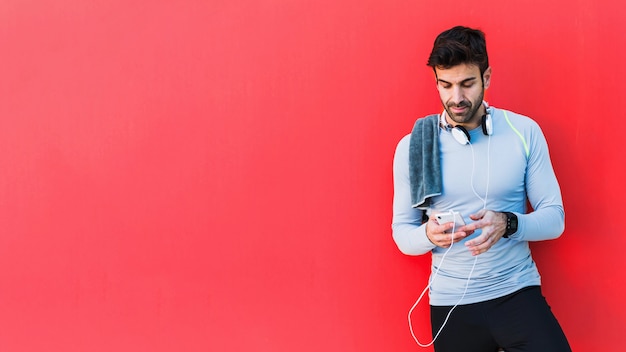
(512, 124, 565, 241)
(464, 122, 564, 255)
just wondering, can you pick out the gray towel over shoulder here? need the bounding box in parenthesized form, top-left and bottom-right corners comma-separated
(409, 114, 442, 209)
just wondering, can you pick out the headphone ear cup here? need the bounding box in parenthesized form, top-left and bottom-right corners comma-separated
(452, 126, 470, 145)
(482, 114, 493, 136)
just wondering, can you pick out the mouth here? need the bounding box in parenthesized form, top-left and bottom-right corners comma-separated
(449, 106, 469, 115)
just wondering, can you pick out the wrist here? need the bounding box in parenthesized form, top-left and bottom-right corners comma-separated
(502, 212, 518, 238)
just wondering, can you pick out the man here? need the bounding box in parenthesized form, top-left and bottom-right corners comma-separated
(392, 26, 571, 352)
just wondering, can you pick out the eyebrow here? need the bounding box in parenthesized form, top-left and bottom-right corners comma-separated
(438, 77, 478, 85)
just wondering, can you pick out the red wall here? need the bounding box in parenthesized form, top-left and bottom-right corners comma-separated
(1, 1, 624, 351)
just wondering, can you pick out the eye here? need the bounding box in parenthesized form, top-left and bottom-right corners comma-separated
(462, 82, 475, 88)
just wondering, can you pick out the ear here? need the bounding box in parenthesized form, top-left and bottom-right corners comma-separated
(482, 67, 492, 89)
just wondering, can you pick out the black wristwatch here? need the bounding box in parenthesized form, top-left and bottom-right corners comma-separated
(502, 212, 518, 238)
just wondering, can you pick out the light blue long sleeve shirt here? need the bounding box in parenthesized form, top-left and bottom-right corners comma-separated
(392, 107, 564, 305)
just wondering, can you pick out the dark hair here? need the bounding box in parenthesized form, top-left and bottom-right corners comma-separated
(427, 26, 489, 76)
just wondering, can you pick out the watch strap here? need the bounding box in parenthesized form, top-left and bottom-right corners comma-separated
(503, 212, 518, 238)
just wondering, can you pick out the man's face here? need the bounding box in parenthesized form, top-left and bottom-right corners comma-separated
(435, 63, 491, 128)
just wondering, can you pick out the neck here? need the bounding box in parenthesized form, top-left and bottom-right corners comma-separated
(467, 104, 487, 129)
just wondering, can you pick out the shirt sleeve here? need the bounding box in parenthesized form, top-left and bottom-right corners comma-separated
(513, 123, 565, 241)
(391, 135, 437, 255)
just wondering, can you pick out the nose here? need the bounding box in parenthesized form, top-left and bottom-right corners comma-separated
(450, 86, 464, 105)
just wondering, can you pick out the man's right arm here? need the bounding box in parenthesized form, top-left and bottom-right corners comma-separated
(391, 135, 437, 255)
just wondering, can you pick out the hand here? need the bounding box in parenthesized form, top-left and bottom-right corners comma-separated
(426, 214, 474, 248)
(463, 210, 507, 256)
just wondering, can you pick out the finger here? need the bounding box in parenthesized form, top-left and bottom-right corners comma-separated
(466, 235, 493, 255)
(459, 220, 483, 232)
(469, 209, 486, 221)
(453, 230, 470, 242)
(466, 234, 489, 249)
(436, 231, 461, 248)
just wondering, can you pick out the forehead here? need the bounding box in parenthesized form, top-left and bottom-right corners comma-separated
(435, 63, 481, 83)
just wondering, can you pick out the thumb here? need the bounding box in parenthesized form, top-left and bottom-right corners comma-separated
(469, 209, 487, 220)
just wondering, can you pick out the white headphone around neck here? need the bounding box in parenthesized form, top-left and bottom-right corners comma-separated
(441, 102, 493, 145)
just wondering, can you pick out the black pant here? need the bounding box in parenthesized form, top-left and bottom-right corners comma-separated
(430, 286, 571, 352)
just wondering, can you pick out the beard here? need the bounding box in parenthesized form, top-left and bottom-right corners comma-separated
(443, 90, 484, 125)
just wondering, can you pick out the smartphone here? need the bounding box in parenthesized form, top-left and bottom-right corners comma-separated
(436, 211, 466, 227)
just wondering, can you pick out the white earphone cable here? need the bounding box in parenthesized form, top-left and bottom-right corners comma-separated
(408, 225, 479, 347)
(408, 109, 492, 347)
